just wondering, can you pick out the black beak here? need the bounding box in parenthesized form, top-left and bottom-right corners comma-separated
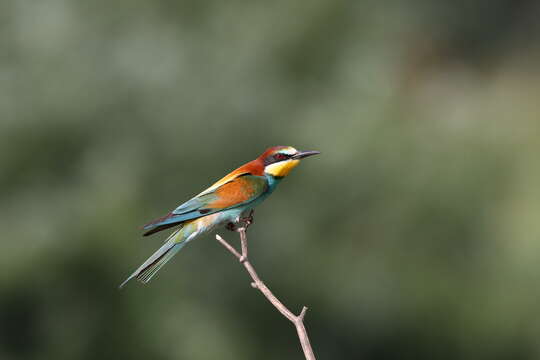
(292, 150, 321, 160)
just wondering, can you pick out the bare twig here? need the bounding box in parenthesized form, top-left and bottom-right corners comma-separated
(216, 227, 316, 360)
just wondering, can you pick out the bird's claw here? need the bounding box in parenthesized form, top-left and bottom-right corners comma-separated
(226, 210, 254, 232)
(226, 222, 238, 232)
(240, 209, 254, 229)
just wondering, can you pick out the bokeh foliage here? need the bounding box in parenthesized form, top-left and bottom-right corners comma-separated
(1, 1, 540, 359)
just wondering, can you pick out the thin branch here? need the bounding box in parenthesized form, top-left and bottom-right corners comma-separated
(216, 234, 242, 259)
(216, 228, 316, 360)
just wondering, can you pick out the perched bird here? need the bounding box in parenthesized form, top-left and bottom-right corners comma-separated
(120, 146, 320, 288)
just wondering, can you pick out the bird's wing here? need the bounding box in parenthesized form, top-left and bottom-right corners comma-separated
(142, 173, 267, 236)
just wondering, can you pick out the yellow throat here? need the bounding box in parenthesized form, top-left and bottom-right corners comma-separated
(264, 159, 300, 178)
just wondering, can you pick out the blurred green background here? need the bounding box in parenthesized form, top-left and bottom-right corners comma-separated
(1, 1, 540, 359)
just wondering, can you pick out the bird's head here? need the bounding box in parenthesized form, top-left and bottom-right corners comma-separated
(259, 146, 320, 178)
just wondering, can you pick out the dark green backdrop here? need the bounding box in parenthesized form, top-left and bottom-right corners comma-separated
(1, 1, 540, 359)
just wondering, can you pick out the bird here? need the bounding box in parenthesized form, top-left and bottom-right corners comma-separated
(119, 146, 320, 288)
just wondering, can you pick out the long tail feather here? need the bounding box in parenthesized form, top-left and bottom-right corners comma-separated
(119, 229, 189, 288)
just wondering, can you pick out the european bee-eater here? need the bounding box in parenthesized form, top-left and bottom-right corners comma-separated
(120, 146, 320, 288)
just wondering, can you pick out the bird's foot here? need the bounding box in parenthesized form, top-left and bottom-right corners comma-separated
(226, 222, 239, 232)
(239, 209, 254, 229)
(225, 220, 250, 232)
(226, 210, 254, 232)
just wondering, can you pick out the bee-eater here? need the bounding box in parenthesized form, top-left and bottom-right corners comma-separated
(120, 146, 320, 288)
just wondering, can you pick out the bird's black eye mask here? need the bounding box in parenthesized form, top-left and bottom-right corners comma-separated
(264, 152, 292, 166)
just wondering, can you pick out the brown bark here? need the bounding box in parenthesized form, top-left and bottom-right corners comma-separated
(216, 228, 316, 360)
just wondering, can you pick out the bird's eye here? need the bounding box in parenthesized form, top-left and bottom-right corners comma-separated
(273, 153, 288, 161)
